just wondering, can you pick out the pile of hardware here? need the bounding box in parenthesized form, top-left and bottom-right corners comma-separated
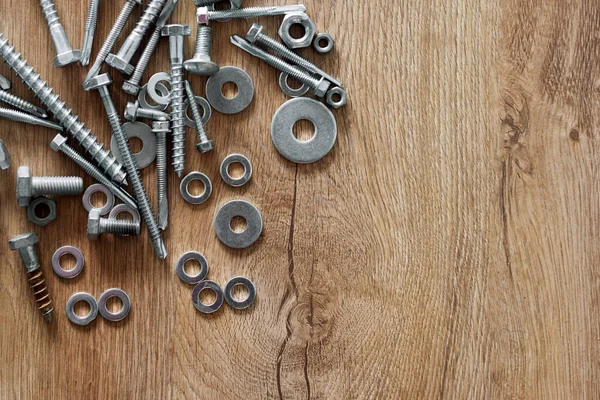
(3, 0, 345, 324)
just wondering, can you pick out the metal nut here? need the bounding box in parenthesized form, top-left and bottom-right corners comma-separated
(27, 196, 57, 227)
(278, 13, 316, 49)
(326, 87, 347, 109)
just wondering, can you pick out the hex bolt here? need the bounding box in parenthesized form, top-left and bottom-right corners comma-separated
(0, 31, 127, 184)
(87, 209, 140, 240)
(107, 0, 167, 75)
(197, 5, 306, 23)
(84, 73, 167, 259)
(0, 139, 11, 170)
(0, 108, 62, 131)
(0, 91, 47, 118)
(80, 0, 101, 66)
(122, 0, 178, 95)
(162, 24, 191, 178)
(124, 100, 170, 122)
(84, 0, 141, 84)
(16, 165, 83, 207)
(245, 23, 344, 88)
(40, 0, 81, 67)
(184, 25, 219, 76)
(184, 81, 214, 153)
(231, 35, 330, 97)
(50, 134, 138, 211)
(8, 233, 54, 322)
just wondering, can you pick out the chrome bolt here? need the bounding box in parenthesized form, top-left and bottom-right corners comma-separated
(40, 0, 81, 67)
(0, 90, 47, 118)
(80, 0, 101, 66)
(0, 108, 61, 131)
(197, 4, 305, 23)
(184, 81, 214, 153)
(16, 165, 83, 207)
(87, 209, 140, 240)
(185, 25, 219, 76)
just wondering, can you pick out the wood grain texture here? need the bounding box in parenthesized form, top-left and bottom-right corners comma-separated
(1, 0, 599, 398)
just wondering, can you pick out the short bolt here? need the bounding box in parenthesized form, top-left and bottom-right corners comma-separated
(40, 0, 81, 67)
(184, 81, 214, 153)
(80, 0, 101, 66)
(87, 209, 140, 240)
(124, 101, 169, 122)
(197, 4, 305, 23)
(16, 165, 83, 207)
(184, 25, 219, 76)
(0, 108, 62, 131)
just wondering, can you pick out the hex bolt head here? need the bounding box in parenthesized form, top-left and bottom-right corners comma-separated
(49, 134, 68, 151)
(315, 77, 331, 98)
(16, 166, 33, 207)
(83, 73, 113, 91)
(124, 101, 140, 121)
(245, 23, 263, 44)
(196, 7, 210, 25)
(105, 54, 134, 75)
(196, 140, 215, 153)
(122, 81, 141, 96)
(87, 209, 102, 240)
(53, 50, 82, 68)
(8, 232, 39, 251)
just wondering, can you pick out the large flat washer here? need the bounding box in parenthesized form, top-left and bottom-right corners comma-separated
(206, 66, 254, 114)
(111, 122, 156, 169)
(214, 200, 262, 249)
(271, 98, 337, 163)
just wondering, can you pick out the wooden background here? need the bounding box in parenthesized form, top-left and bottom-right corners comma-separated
(1, 0, 599, 398)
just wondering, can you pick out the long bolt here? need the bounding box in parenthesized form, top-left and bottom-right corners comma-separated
(84, 74, 166, 259)
(153, 120, 169, 230)
(40, 0, 81, 67)
(84, 0, 141, 84)
(8, 233, 54, 322)
(197, 5, 306, 23)
(0, 91, 47, 118)
(184, 25, 219, 76)
(107, 0, 167, 75)
(80, 0, 101, 66)
(0, 32, 127, 184)
(246, 24, 343, 88)
(122, 0, 179, 95)
(0, 108, 61, 130)
(50, 134, 138, 211)
(16, 165, 83, 207)
(184, 81, 214, 153)
(231, 35, 330, 97)
(162, 24, 191, 178)
(88, 209, 140, 240)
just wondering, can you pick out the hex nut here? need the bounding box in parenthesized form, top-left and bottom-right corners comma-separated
(313, 33, 334, 54)
(278, 13, 316, 49)
(0, 139, 11, 170)
(27, 197, 57, 227)
(326, 87, 347, 109)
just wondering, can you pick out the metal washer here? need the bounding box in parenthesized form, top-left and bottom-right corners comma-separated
(206, 66, 254, 114)
(138, 82, 169, 111)
(224, 276, 256, 310)
(82, 183, 115, 215)
(271, 98, 337, 164)
(175, 251, 209, 284)
(220, 154, 252, 187)
(192, 280, 224, 314)
(52, 245, 84, 279)
(147, 72, 172, 105)
(111, 122, 156, 170)
(278, 72, 310, 98)
(66, 292, 98, 326)
(98, 288, 131, 322)
(184, 95, 211, 128)
(108, 204, 141, 224)
(180, 172, 212, 205)
(214, 200, 262, 249)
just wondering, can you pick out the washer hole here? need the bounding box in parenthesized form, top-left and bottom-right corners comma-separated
(289, 23, 307, 40)
(105, 296, 124, 313)
(227, 162, 245, 179)
(231, 283, 249, 302)
(74, 300, 91, 317)
(198, 288, 217, 306)
(286, 75, 304, 90)
(90, 191, 107, 209)
(114, 211, 134, 221)
(128, 137, 143, 154)
(59, 253, 77, 271)
(34, 202, 51, 219)
(293, 119, 316, 142)
(230, 216, 247, 233)
(184, 259, 202, 277)
(221, 82, 239, 99)
(187, 180, 206, 196)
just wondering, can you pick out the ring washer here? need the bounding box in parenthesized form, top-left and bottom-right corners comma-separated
(214, 200, 263, 249)
(138, 82, 169, 111)
(271, 98, 337, 164)
(180, 172, 212, 205)
(220, 154, 252, 187)
(52, 246, 84, 279)
(175, 251, 209, 284)
(224, 277, 256, 310)
(192, 280, 224, 314)
(147, 72, 172, 105)
(82, 183, 115, 215)
(184, 95, 211, 128)
(206, 66, 254, 114)
(278, 72, 309, 98)
(108, 204, 141, 224)
(98, 288, 131, 322)
(111, 122, 156, 169)
(66, 292, 98, 326)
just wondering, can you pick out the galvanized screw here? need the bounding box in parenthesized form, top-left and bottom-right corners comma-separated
(16, 165, 83, 207)
(0, 91, 47, 118)
(184, 81, 214, 153)
(50, 134, 138, 211)
(81, 0, 101, 66)
(87, 209, 140, 240)
(40, 0, 81, 67)
(0, 108, 62, 131)
(185, 25, 219, 76)
(197, 4, 305, 23)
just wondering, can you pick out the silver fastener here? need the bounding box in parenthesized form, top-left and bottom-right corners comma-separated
(184, 81, 214, 153)
(87, 209, 140, 240)
(40, 0, 81, 67)
(27, 196, 57, 227)
(16, 165, 83, 207)
(195, 0, 242, 7)
(80, 0, 101, 66)
(0, 139, 10, 170)
(197, 4, 306, 23)
(0, 107, 62, 131)
(185, 25, 219, 76)
(124, 100, 170, 122)
(0, 90, 47, 118)
(278, 12, 316, 49)
(0, 73, 10, 89)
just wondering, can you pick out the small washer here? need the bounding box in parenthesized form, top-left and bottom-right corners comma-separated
(138, 82, 169, 111)
(111, 122, 156, 169)
(108, 204, 141, 224)
(224, 276, 256, 310)
(66, 292, 98, 326)
(278, 72, 310, 98)
(206, 66, 254, 114)
(271, 98, 337, 164)
(184, 95, 211, 128)
(147, 72, 172, 105)
(180, 172, 212, 205)
(52, 246, 84, 279)
(220, 154, 252, 187)
(175, 251, 209, 284)
(214, 200, 262, 249)
(82, 183, 115, 215)
(192, 280, 224, 314)
(313, 33, 334, 54)
(98, 288, 131, 322)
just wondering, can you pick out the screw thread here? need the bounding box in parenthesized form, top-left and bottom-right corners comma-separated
(31, 176, 83, 196)
(100, 218, 140, 236)
(0, 90, 47, 118)
(134, 0, 166, 35)
(81, 0, 100, 65)
(184, 81, 208, 141)
(40, 0, 61, 30)
(27, 269, 54, 322)
(0, 107, 60, 130)
(208, 5, 305, 20)
(127, 28, 161, 89)
(194, 25, 212, 57)
(257, 32, 312, 70)
(155, 128, 168, 229)
(169, 65, 185, 175)
(248, 45, 321, 89)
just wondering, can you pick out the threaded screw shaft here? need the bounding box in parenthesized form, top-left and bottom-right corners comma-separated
(99, 218, 140, 236)
(40, 0, 81, 67)
(81, 0, 101, 66)
(195, 25, 212, 56)
(184, 81, 213, 153)
(31, 176, 83, 196)
(0, 107, 60, 130)
(0, 90, 47, 118)
(28, 269, 54, 322)
(153, 121, 169, 230)
(170, 66, 186, 175)
(204, 5, 306, 21)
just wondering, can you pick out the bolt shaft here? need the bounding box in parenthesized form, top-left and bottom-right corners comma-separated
(0, 108, 60, 130)
(31, 176, 83, 196)
(184, 81, 210, 144)
(194, 25, 212, 57)
(0, 90, 47, 118)
(81, 0, 101, 66)
(153, 121, 168, 230)
(99, 218, 140, 236)
(206, 5, 305, 21)
(40, 0, 80, 66)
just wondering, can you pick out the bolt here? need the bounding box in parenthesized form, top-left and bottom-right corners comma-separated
(8, 233, 54, 322)
(231, 35, 330, 97)
(0, 73, 10, 90)
(84, 0, 142, 84)
(107, 0, 167, 75)
(124, 100, 170, 122)
(50, 134, 138, 211)
(40, 0, 81, 67)
(83, 74, 167, 259)
(16, 165, 83, 207)
(80, 0, 101, 66)
(245, 23, 344, 88)
(0, 139, 11, 170)
(197, 4, 305, 23)
(87, 209, 140, 240)
(0, 31, 127, 184)
(0, 108, 61, 131)
(185, 25, 219, 76)
(153, 120, 169, 230)
(0, 90, 47, 118)
(184, 81, 214, 153)
(122, 0, 178, 95)
(162, 24, 191, 178)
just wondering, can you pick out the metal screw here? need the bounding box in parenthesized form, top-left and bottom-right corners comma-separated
(0, 31, 127, 184)
(0, 90, 47, 118)
(162, 24, 191, 178)
(246, 23, 343, 88)
(184, 81, 214, 153)
(185, 25, 219, 76)
(40, 0, 81, 67)
(8, 233, 54, 322)
(87, 209, 140, 240)
(197, 4, 305, 23)
(0, 139, 11, 170)
(80, 0, 101, 66)
(0, 107, 62, 131)
(84, 0, 141, 84)
(231, 35, 330, 97)
(107, 0, 167, 75)
(84, 73, 167, 259)
(16, 165, 83, 207)
(50, 134, 138, 211)
(122, 0, 178, 95)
